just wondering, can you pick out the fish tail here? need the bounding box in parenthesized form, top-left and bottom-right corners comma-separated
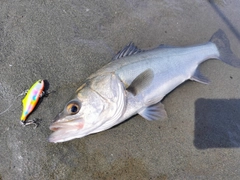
(210, 29, 240, 67)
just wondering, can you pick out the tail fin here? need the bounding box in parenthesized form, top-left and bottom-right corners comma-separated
(210, 29, 240, 67)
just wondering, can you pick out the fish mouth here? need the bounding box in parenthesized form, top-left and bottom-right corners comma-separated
(49, 118, 84, 131)
(50, 111, 84, 131)
(50, 126, 59, 132)
(49, 118, 84, 143)
(49, 123, 69, 132)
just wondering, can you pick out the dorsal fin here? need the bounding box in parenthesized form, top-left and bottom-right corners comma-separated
(112, 42, 143, 60)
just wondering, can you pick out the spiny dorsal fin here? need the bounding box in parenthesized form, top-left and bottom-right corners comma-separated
(126, 69, 154, 96)
(112, 42, 143, 60)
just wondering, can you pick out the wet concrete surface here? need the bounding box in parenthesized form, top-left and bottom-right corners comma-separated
(0, 0, 240, 179)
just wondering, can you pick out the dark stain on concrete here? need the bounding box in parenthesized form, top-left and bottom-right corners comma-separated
(84, 151, 167, 180)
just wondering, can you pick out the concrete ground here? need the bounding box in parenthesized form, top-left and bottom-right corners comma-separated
(0, 0, 240, 179)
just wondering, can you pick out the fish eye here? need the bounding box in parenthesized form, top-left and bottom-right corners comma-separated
(66, 101, 81, 115)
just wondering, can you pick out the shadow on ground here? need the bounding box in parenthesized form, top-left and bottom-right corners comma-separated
(195, 98, 240, 149)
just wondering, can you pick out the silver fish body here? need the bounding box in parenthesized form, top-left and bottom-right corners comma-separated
(49, 29, 240, 143)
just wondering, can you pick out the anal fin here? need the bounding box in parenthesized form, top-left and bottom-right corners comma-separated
(190, 69, 209, 84)
(138, 102, 168, 121)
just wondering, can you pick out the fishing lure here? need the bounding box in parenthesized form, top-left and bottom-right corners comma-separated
(21, 79, 45, 127)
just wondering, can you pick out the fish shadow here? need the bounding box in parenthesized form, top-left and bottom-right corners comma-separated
(194, 98, 240, 149)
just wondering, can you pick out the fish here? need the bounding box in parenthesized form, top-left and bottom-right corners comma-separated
(49, 29, 240, 143)
(21, 79, 45, 127)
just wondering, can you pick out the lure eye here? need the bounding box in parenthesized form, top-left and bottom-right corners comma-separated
(66, 101, 81, 115)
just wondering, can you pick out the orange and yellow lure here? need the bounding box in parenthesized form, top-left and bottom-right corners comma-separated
(21, 80, 45, 126)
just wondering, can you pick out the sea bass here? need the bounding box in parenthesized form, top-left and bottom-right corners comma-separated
(49, 29, 240, 143)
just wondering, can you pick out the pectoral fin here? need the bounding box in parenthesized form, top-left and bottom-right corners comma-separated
(190, 69, 209, 84)
(126, 69, 154, 96)
(138, 102, 168, 121)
